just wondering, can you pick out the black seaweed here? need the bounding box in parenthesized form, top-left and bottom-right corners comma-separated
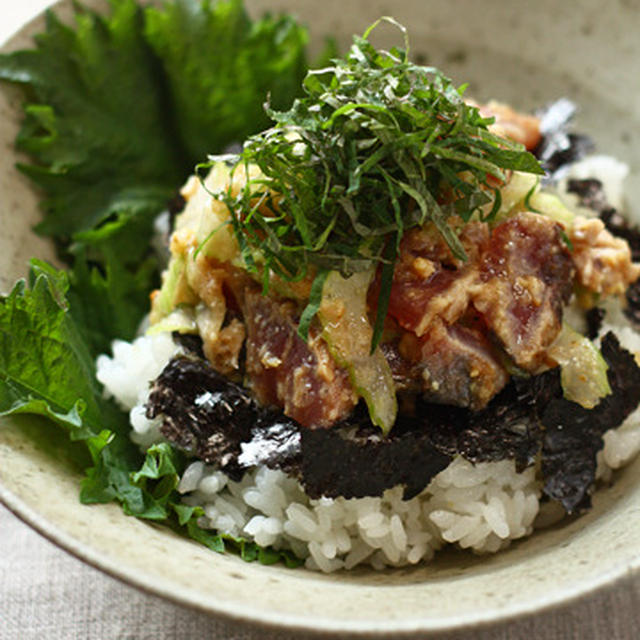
(145, 354, 542, 500)
(297, 380, 547, 500)
(540, 333, 640, 512)
(585, 307, 605, 340)
(146, 334, 640, 511)
(534, 99, 594, 177)
(146, 355, 257, 480)
(238, 417, 302, 473)
(298, 415, 452, 500)
(447, 379, 546, 472)
(566, 178, 615, 217)
(146, 359, 453, 499)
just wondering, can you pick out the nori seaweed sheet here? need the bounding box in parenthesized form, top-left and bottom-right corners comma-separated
(566, 178, 616, 219)
(171, 332, 205, 359)
(146, 355, 255, 480)
(298, 416, 452, 500)
(585, 307, 605, 340)
(540, 333, 640, 512)
(146, 333, 640, 512)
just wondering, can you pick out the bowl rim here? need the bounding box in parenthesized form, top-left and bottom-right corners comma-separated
(2, 477, 639, 637)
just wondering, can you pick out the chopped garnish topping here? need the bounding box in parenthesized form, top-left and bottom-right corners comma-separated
(209, 18, 544, 348)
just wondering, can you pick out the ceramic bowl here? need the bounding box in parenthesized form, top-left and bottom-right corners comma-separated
(1, 0, 640, 636)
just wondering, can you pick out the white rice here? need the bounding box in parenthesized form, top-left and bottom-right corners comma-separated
(557, 154, 630, 211)
(94, 154, 640, 571)
(96, 331, 180, 449)
(96, 298, 640, 572)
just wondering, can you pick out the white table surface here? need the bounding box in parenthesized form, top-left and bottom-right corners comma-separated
(1, 2, 640, 639)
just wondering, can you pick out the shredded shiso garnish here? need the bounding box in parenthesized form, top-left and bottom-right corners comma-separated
(207, 18, 543, 348)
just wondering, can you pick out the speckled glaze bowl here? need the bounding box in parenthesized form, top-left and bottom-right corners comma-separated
(2, 1, 640, 636)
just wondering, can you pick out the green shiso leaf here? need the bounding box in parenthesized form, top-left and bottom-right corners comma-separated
(144, 0, 308, 162)
(66, 213, 160, 356)
(0, 261, 303, 558)
(131, 442, 182, 484)
(0, 0, 185, 241)
(0, 260, 160, 517)
(0, 0, 313, 354)
(0, 261, 114, 439)
(81, 431, 167, 518)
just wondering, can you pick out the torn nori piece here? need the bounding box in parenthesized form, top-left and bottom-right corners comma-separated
(540, 332, 640, 513)
(534, 99, 594, 178)
(145, 358, 453, 499)
(145, 355, 542, 500)
(237, 417, 301, 473)
(537, 98, 576, 135)
(444, 378, 547, 473)
(297, 414, 452, 500)
(585, 307, 605, 340)
(146, 355, 257, 480)
(146, 333, 640, 511)
(566, 178, 615, 217)
(295, 378, 545, 500)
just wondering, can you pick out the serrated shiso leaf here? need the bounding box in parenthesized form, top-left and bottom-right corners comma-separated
(0, 260, 167, 517)
(0, 0, 185, 241)
(0, 261, 112, 439)
(144, 0, 308, 161)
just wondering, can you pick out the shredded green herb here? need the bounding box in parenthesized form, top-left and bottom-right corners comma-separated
(212, 18, 544, 347)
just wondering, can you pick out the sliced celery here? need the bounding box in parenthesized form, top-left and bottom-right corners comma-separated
(319, 270, 397, 434)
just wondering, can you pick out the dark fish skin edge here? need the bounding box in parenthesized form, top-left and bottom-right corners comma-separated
(145, 332, 640, 512)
